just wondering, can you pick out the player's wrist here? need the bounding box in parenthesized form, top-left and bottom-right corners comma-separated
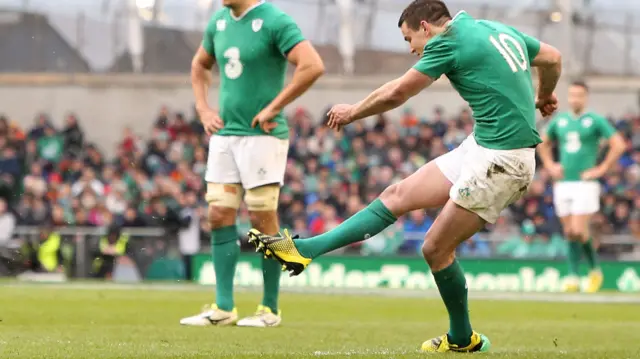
(536, 92, 552, 101)
(266, 103, 282, 113)
(346, 106, 357, 123)
(196, 103, 213, 114)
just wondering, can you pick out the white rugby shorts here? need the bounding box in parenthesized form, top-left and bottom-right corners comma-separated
(435, 135, 536, 223)
(205, 135, 289, 189)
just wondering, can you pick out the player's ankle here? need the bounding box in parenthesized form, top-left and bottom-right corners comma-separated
(447, 332, 472, 347)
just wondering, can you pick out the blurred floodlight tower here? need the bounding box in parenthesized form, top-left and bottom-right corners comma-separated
(548, 0, 577, 107)
(128, 0, 145, 73)
(135, 0, 165, 22)
(197, 0, 216, 30)
(335, 0, 354, 76)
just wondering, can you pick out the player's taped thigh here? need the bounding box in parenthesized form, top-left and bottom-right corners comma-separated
(205, 183, 243, 209)
(245, 184, 280, 211)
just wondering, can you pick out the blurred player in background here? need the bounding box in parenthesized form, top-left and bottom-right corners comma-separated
(248, 0, 562, 352)
(180, 0, 324, 327)
(538, 81, 625, 293)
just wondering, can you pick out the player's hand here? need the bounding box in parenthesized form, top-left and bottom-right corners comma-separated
(199, 108, 224, 136)
(581, 166, 606, 181)
(536, 93, 558, 117)
(546, 162, 564, 180)
(252, 106, 280, 134)
(327, 104, 355, 132)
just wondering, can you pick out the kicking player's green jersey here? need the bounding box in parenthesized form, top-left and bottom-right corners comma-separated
(202, 2, 305, 139)
(413, 11, 542, 150)
(546, 111, 616, 181)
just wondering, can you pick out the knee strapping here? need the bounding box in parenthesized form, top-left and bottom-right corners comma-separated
(245, 185, 280, 211)
(205, 183, 243, 209)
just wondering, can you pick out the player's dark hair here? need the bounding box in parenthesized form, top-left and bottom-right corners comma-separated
(397, 0, 452, 30)
(571, 80, 589, 92)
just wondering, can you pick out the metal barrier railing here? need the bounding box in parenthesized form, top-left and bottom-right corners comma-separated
(10, 226, 638, 276)
(12, 226, 167, 278)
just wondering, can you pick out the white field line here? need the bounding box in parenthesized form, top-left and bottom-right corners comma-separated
(3, 281, 640, 304)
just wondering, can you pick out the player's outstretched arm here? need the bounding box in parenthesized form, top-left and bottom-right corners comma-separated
(531, 42, 562, 108)
(349, 69, 434, 122)
(267, 41, 325, 112)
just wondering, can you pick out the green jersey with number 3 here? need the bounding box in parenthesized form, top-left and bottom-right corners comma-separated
(202, 2, 305, 139)
(546, 111, 616, 181)
(413, 11, 542, 150)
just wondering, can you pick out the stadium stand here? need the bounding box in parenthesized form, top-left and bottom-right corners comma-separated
(1, 106, 638, 261)
(0, 1, 639, 275)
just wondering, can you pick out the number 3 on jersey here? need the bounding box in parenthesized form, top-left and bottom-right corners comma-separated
(224, 47, 243, 79)
(490, 33, 527, 73)
(565, 131, 581, 153)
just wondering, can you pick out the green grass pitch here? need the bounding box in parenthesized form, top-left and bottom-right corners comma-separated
(1, 284, 639, 358)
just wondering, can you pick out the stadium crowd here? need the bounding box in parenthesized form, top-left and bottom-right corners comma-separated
(0, 105, 639, 260)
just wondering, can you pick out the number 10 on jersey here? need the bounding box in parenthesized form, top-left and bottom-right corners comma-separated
(490, 34, 527, 73)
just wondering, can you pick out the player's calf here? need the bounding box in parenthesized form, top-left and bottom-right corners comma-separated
(419, 201, 487, 348)
(574, 230, 590, 244)
(201, 183, 243, 318)
(563, 227, 580, 242)
(245, 185, 285, 320)
(421, 240, 456, 272)
(378, 183, 406, 216)
(563, 235, 582, 292)
(564, 228, 588, 244)
(208, 205, 238, 229)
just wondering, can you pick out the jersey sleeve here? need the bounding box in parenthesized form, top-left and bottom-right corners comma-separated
(202, 18, 216, 56)
(272, 13, 305, 55)
(596, 115, 617, 139)
(509, 27, 541, 64)
(412, 37, 456, 79)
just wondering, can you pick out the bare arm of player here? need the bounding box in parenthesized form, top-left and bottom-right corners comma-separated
(274, 41, 324, 110)
(537, 134, 564, 180)
(252, 41, 324, 133)
(582, 133, 626, 180)
(191, 46, 215, 112)
(531, 42, 562, 116)
(327, 69, 433, 130)
(191, 46, 223, 135)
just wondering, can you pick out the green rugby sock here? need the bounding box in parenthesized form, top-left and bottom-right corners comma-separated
(582, 238, 599, 270)
(433, 260, 473, 347)
(294, 199, 397, 258)
(261, 255, 281, 314)
(567, 240, 582, 276)
(211, 225, 239, 312)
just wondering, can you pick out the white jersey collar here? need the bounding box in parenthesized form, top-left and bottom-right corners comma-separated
(230, 1, 265, 21)
(449, 10, 466, 25)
